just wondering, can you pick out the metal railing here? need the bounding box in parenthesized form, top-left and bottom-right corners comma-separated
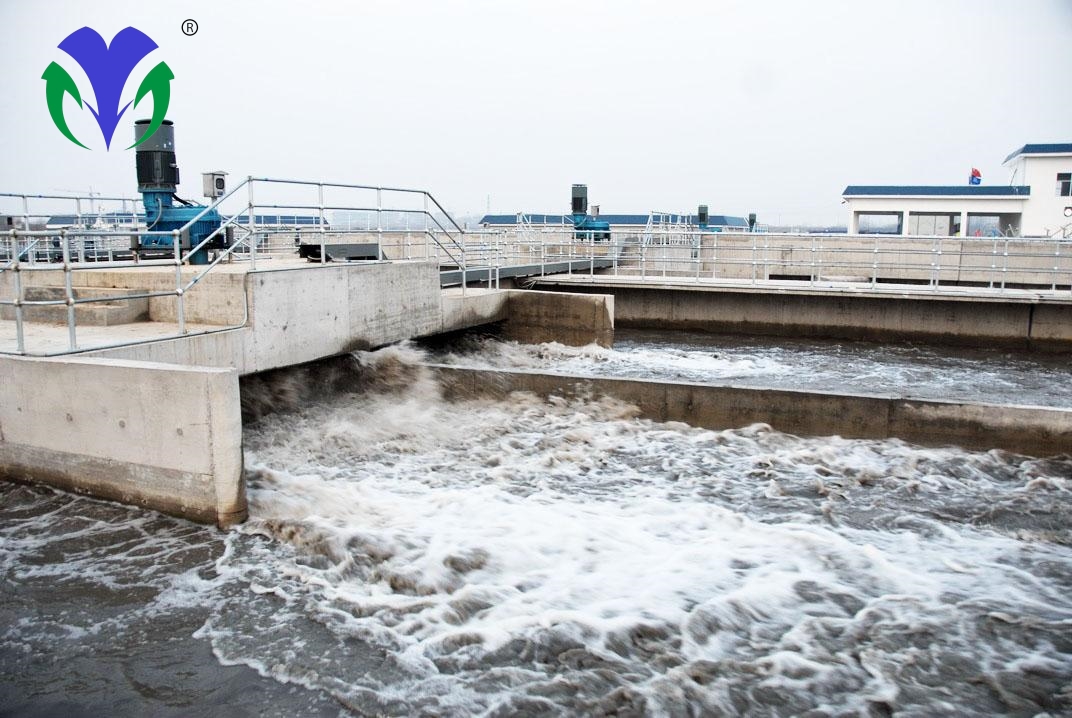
(0, 177, 476, 356)
(434, 228, 1072, 296)
(6, 181, 1070, 357)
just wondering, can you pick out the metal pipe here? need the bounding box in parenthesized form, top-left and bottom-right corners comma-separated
(173, 229, 185, 334)
(318, 183, 326, 265)
(61, 229, 76, 350)
(12, 230, 25, 354)
(247, 178, 256, 271)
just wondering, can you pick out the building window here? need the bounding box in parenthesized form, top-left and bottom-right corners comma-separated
(1059, 172, 1072, 197)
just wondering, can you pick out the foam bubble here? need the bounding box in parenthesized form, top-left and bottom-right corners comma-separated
(208, 344, 1072, 715)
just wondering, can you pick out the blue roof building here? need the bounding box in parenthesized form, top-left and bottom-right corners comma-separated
(842, 143, 1072, 237)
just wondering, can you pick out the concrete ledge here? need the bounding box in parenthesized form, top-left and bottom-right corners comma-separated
(531, 281, 1072, 350)
(430, 365, 1072, 457)
(502, 289, 614, 347)
(437, 288, 615, 346)
(0, 355, 245, 526)
(440, 289, 509, 334)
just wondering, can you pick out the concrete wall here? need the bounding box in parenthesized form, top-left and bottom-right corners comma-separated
(0, 355, 245, 526)
(83, 261, 444, 374)
(531, 281, 1072, 350)
(441, 289, 509, 334)
(1018, 154, 1072, 236)
(432, 365, 1072, 457)
(0, 265, 247, 326)
(503, 289, 613, 347)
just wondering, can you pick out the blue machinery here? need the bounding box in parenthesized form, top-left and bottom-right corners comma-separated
(133, 120, 229, 264)
(572, 186, 757, 237)
(570, 184, 610, 241)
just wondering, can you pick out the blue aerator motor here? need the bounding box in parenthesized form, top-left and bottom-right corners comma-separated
(133, 119, 229, 264)
(570, 184, 611, 241)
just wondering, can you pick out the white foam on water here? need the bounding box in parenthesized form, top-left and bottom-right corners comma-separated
(3, 342, 1068, 715)
(433, 332, 1072, 407)
(192, 344, 1072, 716)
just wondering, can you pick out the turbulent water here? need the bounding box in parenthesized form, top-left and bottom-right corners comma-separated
(431, 329, 1072, 407)
(3, 343, 1072, 716)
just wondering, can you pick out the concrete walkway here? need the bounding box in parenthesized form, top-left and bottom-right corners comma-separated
(0, 319, 223, 355)
(535, 272, 1072, 304)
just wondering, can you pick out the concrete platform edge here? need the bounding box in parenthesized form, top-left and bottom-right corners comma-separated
(430, 365, 1072, 457)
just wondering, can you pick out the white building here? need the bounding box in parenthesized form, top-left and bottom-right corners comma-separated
(843, 143, 1072, 238)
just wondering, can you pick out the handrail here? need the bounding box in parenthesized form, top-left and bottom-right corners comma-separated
(0, 237, 42, 272)
(175, 176, 251, 235)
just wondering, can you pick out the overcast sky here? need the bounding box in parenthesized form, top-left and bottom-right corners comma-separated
(1, 0, 1070, 225)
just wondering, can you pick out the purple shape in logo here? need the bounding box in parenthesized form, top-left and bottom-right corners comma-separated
(57, 27, 158, 149)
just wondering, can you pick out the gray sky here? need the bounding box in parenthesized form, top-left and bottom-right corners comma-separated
(2, 0, 1070, 225)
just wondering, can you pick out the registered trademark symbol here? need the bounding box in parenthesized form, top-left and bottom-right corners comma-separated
(182, 19, 198, 36)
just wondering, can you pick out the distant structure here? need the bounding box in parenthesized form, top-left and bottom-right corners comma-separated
(479, 212, 750, 232)
(842, 143, 1072, 238)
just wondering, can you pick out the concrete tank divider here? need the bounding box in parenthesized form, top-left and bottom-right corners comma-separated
(429, 364, 1072, 457)
(532, 280, 1072, 350)
(502, 290, 614, 347)
(0, 354, 245, 526)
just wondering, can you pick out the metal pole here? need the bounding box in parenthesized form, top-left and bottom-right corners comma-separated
(990, 239, 998, 289)
(641, 236, 647, 280)
(247, 178, 256, 270)
(20, 196, 31, 265)
(817, 234, 824, 284)
(751, 233, 757, 285)
(711, 232, 718, 281)
(1052, 242, 1059, 293)
(173, 229, 186, 334)
(61, 229, 76, 350)
(318, 182, 326, 265)
(590, 232, 594, 279)
(12, 230, 25, 354)
(1001, 238, 1008, 292)
(694, 232, 701, 283)
(933, 236, 942, 291)
(763, 232, 769, 284)
(809, 235, 816, 286)
(872, 235, 879, 287)
(540, 233, 546, 277)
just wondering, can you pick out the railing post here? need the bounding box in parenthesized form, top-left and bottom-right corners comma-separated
(871, 235, 879, 287)
(590, 232, 595, 279)
(809, 235, 816, 285)
(173, 229, 186, 334)
(990, 239, 998, 289)
(247, 178, 256, 270)
(1001, 238, 1009, 292)
(61, 229, 77, 351)
(751, 232, 757, 285)
(816, 234, 824, 284)
(640, 236, 647, 280)
(318, 182, 326, 265)
(711, 232, 718, 281)
(423, 194, 430, 260)
(12, 229, 25, 354)
(1052, 242, 1059, 293)
(376, 186, 383, 233)
(694, 231, 701, 283)
(931, 236, 940, 291)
